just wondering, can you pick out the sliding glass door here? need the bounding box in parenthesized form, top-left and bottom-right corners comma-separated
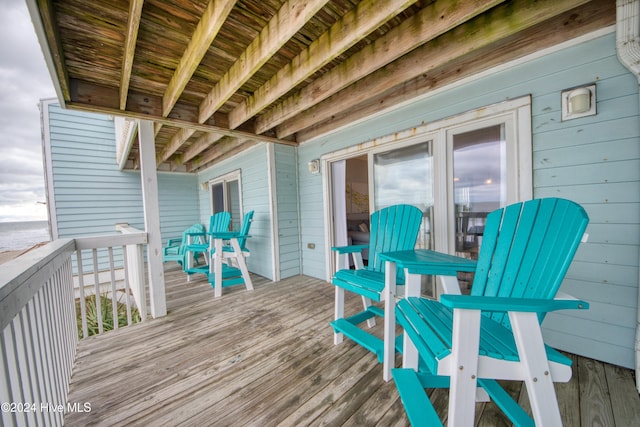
(372, 141, 434, 249)
(209, 171, 241, 230)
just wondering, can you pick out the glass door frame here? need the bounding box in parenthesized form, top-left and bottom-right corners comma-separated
(321, 96, 532, 280)
(207, 169, 243, 230)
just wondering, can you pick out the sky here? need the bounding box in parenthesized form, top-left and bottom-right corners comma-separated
(0, 0, 56, 222)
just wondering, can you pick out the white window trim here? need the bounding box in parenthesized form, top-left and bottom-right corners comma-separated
(207, 169, 243, 216)
(321, 96, 532, 280)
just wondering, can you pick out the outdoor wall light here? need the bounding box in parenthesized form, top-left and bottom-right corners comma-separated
(308, 159, 320, 174)
(561, 84, 596, 121)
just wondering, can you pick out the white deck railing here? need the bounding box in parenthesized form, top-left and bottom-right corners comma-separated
(0, 231, 147, 427)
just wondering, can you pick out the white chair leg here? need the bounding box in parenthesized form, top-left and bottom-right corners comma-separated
(334, 286, 344, 345)
(362, 296, 376, 327)
(447, 308, 481, 427)
(383, 261, 397, 382)
(510, 311, 563, 426)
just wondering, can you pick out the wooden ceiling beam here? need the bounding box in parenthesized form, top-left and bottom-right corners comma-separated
(297, 0, 614, 142)
(183, 132, 225, 163)
(255, 0, 505, 135)
(158, 128, 196, 164)
(120, 0, 144, 110)
(162, 0, 237, 117)
(197, 0, 330, 125)
(276, 0, 591, 138)
(64, 85, 296, 146)
(155, 0, 237, 161)
(187, 137, 256, 172)
(227, 0, 416, 130)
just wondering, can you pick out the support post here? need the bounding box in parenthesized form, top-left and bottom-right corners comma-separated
(138, 120, 166, 317)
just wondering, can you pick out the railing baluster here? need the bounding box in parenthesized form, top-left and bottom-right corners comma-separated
(34, 287, 56, 426)
(76, 249, 88, 339)
(25, 298, 46, 426)
(16, 310, 38, 426)
(92, 248, 103, 334)
(108, 247, 118, 330)
(122, 245, 133, 325)
(1, 232, 147, 426)
(2, 326, 24, 426)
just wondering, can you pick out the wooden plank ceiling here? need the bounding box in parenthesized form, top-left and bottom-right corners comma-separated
(32, 0, 614, 172)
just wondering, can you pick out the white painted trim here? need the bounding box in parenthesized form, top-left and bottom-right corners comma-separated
(138, 120, 166, 318)
(321, 157, 333, 282)
(206, 169, 243, 220)
(39, 99, 58, 240)
(302, 27, 615, 146)
(267, 144, 280, 282)
(115, 118, 138, 170)
(25, 2, 66, 106)
(321, 96, 533, 261)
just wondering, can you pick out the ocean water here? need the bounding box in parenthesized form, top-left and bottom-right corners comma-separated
(0, 221, 51, 252)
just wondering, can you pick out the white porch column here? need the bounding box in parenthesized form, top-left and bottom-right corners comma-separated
(138, 119, 166, 317)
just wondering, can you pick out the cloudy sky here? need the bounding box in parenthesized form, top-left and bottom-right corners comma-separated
(0, 0, 56, 222)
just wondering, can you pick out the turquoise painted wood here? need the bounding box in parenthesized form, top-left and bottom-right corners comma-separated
(197, 145, 273, 280)
(295, 33, 639, 369)
(331, 204, 422, 362)
(392, 198, 590, 426)
(185, 212, 231, 265)
(163, 224, 205, 266)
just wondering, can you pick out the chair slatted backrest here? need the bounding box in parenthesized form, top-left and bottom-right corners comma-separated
(209, 212, 231, 233)
(368, 204, 423, 273)
(471, 198, 588, 327)
(237, 210, 254, 251)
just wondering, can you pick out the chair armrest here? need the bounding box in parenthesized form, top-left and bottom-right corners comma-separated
(331, 244, 368, 254)
(440, 294, 589, 313)
(167, 238, 182, 246)
(209, 232, 250, 239)
(185, 231, 207, 237)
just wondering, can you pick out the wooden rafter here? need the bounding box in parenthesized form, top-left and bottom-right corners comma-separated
(65, 100, 297, 146)
(158, 128, 196, 165)
(227, 0, 417, 130)
(275, 0, 591, 138)
(120, 0, 144, 110)
(187, 137, 257, 172)
(162, 0, 237, 117)
(197, 0, 330, 124)
(297, 0, 614, 142)
(255, 0, 505, 135)
(30, 0, 614, 170)
(183, 133, 225, 163)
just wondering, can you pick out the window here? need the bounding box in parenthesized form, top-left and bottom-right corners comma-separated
(208, 170, 242, 230)
(323, 96, 532, 285)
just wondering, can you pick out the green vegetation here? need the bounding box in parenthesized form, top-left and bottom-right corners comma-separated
(76, 293, 141, 339)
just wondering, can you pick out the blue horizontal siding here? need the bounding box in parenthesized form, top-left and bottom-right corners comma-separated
(296, 32, 640, 369)
(46, 104, 200, 271)
(197, 145, 274, 280)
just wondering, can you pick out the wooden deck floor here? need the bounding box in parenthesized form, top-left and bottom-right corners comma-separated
(65, 265, 640, 426)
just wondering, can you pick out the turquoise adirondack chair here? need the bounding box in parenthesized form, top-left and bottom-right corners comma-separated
(392, 198, 589, 427)
(331, 204, 423, 365)
(207, 210, 255, 292)
(184, 211, 231, 274)
(163, 223, 206, 266)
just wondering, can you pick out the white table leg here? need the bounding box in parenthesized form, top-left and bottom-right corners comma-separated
(402, 271, 422, 371)
(213, 238, 223, 297)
